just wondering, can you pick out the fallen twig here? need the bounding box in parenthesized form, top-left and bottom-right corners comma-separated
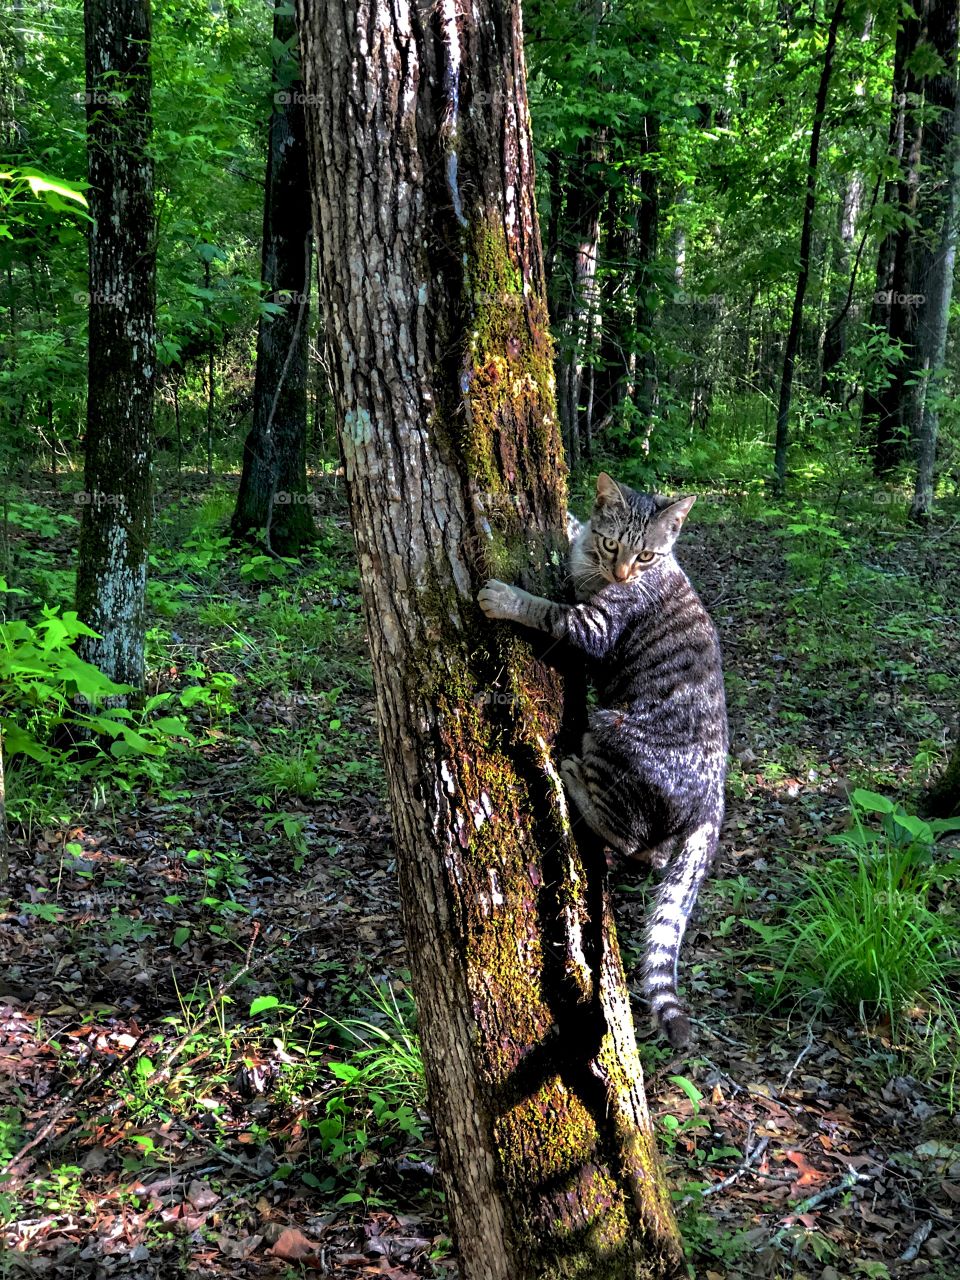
(679, 1130, 770, 1207)
(771, 1167, 872, 1246)
(782, 1025, 816, 1092)
(899, 1219, 932, 1263)
(4, 1027, 152, 1175)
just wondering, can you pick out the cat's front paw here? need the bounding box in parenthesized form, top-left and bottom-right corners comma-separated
(478, 579, 522, 621)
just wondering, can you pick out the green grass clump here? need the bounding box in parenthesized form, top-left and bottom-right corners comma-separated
(772, 791, 960, 1029)
(743, 791, 960, 1105)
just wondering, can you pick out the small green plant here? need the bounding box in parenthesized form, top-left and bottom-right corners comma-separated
(302, 980, 431, 1208)
(184, 846, 250, 931)
(755, 791, 960, 1056)
(659, 1075, 711, 1161)
(179, 665, 240, 722)
(255, 747, 323, 800)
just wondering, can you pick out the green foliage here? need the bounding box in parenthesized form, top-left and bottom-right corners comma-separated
(308, 982, 429, 1206)
(750, 793, 960, 1077)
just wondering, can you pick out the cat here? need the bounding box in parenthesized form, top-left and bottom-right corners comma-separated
(477, 472, 728, 1049)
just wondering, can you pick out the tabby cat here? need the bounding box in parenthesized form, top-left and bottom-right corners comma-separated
(477, 473, 728, 1049)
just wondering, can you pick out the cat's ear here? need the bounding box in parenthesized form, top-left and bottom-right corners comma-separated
(596, 472, 626, 507)
(649, 495, 696, 549)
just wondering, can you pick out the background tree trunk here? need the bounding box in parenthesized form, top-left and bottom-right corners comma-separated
(555, 132, 605, 470)
(296, 0, 684, 1276)
(907, 3, 960, 523)
(923, 720, 960, 816)
(75, 0, 155, 694)
(231, 1, 314, 555)
(773, 0, 845, 492)
(820, 169, 864, 395)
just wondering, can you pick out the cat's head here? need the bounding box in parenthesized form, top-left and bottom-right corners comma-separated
(572, 473, 695, 593)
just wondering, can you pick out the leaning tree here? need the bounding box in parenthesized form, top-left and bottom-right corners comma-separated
(296, 0, 684, 1276)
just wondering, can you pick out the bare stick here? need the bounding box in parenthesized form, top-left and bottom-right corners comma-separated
(782, 1024, 816, 1092)
(679, 1131, 770, 1208)
(772, 1168, 872, 1246)
(899, 1220, 932, 1263)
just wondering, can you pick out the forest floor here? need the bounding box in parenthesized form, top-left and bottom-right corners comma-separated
(2, 469, 960, 1280)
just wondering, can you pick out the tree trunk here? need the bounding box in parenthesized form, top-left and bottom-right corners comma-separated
(864, 8, 936, 474)
(594, 113, 660, 431)
(555, 132, 604, 470)
(908, 5, 960, 523)
(820, 169, 864, 395)
(296, 1, 684, 1276)
(75, 0, 155, 694)
(862, 18, 911, 462)
(231, 2, 314, 555)
(924, 719, 960, 816)
(773, 0, 845, 492)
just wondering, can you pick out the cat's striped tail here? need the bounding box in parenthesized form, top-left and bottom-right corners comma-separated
(643, 820, 720, 1050)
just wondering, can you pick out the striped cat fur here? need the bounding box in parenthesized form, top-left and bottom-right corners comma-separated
(478, 472, 728, 1049)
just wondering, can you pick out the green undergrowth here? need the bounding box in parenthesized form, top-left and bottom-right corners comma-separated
(744, 791, 960, 1103)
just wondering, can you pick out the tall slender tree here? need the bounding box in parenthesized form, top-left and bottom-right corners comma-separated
(907, 0, 960, 523)
(75, 0, 155, 694)
(773, 0, 846, 492)
(555, 131, 605, 469)
(232, 0, 314, 555)
(296, 0, 684, 1275)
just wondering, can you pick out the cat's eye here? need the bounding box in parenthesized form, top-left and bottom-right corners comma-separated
(637, 550, 656, 564)
(599, 536, 618, 555)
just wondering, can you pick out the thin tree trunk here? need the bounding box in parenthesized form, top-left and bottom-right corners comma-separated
(820, 169, 864, 395)
(296, 0, 684, 1275)
(75, 0, 155, 694)
(867, 11, 929, 473)
(862, 19, 911, 459)
(174, 374, 183, 480)
(231, 1, 314, 555)
(908, 14, 960, 523)
(773, 0, 845, 492)
(205, 257, 215, 485)
(555, 131, 604, 469)
(594, 113, 659, 427)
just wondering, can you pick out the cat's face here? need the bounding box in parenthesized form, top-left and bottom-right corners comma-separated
(586, 473, 695, 586)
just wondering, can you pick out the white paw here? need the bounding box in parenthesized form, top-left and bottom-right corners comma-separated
(477, 579, 522, 621)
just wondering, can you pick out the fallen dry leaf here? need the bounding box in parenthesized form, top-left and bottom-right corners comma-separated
(268, 1227, 321, 1261)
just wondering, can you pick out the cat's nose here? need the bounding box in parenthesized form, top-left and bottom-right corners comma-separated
(614, 564, 631, 581)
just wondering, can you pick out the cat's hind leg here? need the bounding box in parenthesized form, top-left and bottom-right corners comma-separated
(560, 755, 637, 856)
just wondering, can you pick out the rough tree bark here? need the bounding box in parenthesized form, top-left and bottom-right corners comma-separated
(773, 0, 845, 493)
(296, 0, 684, 1276)
(231, 1, 314, 555)
(75, 0, 155, 694)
